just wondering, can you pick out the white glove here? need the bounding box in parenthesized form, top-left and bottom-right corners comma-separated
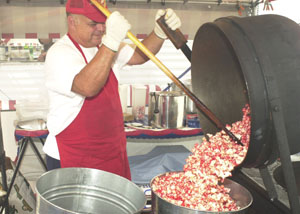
(154, 8, 182, 39)
(102, 11, 131, 52)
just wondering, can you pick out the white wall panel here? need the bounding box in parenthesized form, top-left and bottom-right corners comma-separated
(0, 62, 46, 102)
(118, 39, 193, 89)
(0, 39, 193, 102)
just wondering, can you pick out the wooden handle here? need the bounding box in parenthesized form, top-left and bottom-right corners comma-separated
(156, 15, 187, 49)
(90, 0, 243, 146)
(90, 0, 111, 17)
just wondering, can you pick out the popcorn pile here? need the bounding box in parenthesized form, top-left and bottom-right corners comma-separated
(152, 104, 251, 211)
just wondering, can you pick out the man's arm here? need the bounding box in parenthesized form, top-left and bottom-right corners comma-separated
(72, 12, 131, 97)
(72, 46, 116, 97)
(126, 31, 164, 65)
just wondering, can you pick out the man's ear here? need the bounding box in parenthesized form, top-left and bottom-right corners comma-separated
(68, 15, 78, 28)
(67, 15, 73, 26)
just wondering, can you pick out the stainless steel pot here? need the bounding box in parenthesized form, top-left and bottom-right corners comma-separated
(185, 95, 197, 114)
(148, 92, 160, 127)
(171, 82, 196, 114)
(35, 168, 146, 214)
(151, 172, 253, 214)
(158, 91, 186, 129)
(148, 91, 186, 129)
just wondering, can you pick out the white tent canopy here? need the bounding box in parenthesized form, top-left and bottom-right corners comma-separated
(258, 0, 300, 24)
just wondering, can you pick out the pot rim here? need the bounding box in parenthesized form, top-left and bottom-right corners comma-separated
(150, 171, 253, 213)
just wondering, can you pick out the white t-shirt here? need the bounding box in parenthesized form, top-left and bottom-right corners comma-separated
(43, 34, 135, 159)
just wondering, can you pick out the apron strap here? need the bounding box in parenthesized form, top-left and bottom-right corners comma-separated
(67, 33, 100, 64)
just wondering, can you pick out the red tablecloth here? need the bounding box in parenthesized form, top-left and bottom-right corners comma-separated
(15, 127, 203, 141)
(125, 126, 202, 139)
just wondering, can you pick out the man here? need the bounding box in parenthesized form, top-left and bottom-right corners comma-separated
(43, 0, 181, 180)
(37, 38, 54, 62)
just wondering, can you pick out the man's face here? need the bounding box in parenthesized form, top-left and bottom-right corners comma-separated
(72, 14, 106, 48)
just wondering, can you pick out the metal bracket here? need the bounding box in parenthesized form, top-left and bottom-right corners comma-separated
(259, 166, 278, 201)
(270, 102, 300, 213)
(260, 62, 300, 213)
(241, 14, 300, 211)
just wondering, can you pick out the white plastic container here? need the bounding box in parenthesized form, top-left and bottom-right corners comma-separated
(0, 46, 6, 60)
(119, 84, 128, 113)
(132, 85, 147, 122)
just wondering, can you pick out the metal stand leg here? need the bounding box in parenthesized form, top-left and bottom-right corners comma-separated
(257, 43, 300, 213)
(0, 151, 8, 214)
(0, 137, 29, 214)
(271, 106, 300, 214)
(28, 137, 47, 171)
(259, 166, 278, 201)
(0, 112, 9, 214)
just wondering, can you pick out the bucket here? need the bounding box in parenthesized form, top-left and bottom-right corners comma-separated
(148, 91, 185, 129)
(159, 91, 186, 129)
(171, 80, 196, 114)
(35, 168, 146, 214)
(151, 173, 253, 214)
(148, 92, 160, 127)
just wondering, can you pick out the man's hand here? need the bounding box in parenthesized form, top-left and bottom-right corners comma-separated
(102, 11, 131, 52)
(154, 8, 181, 39)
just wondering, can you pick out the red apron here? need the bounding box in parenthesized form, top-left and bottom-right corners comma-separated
(56, 34, 131, 180)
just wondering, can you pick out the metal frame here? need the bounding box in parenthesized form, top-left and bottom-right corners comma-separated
(0, 135, 47, 213)
(0, 112, 47, 214)
(260, 54, 300, 214)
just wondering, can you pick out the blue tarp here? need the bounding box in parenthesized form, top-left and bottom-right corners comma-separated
(128, 145, 191, 184)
